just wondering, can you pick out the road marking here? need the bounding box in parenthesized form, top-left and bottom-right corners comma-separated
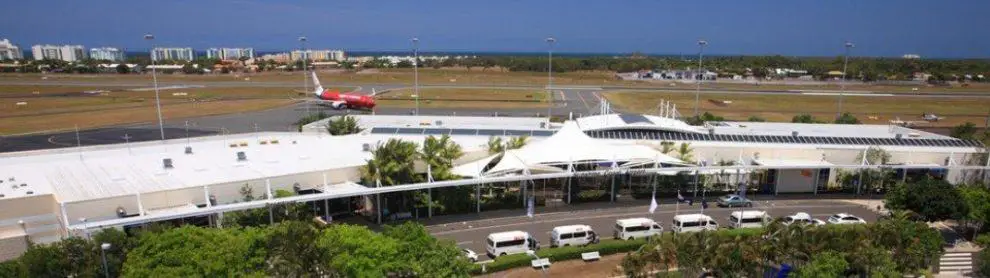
(456, 241, 474, 245)
(576, 91, 591, 111)
(558, 90, 566, 102)
(431, 203, 861, 236)
(802, 92, 893, 97)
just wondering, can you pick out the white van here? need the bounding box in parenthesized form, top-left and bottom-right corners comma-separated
(728, 210, 770, 229)
(486, 231, 540, 258)
(550, 225, 598, 247)
(671, 214, 719, 233)
(613, 218, 663, 240)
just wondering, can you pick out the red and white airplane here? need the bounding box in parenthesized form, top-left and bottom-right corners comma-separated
(309, 72, 376, 110)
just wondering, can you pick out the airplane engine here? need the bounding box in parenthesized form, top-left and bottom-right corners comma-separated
(331, 101, 347, 110)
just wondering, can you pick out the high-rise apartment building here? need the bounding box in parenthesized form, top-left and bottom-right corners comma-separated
(0, 39, 23, 60)
(151, 47, 195, 61)
(206, 48, 254, 60)
(89, 47, 125, 61)
(291, 49, 345, 61)
(31, 44, 87, 62)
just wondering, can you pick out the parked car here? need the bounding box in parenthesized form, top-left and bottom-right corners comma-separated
(827, 213, 867, 225)
(782, 212, 825, 226)
(462, 248, 479, 262)
(716, 194, 753, 207)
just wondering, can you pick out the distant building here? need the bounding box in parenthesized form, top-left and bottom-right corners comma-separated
(291, 49, 345, 61)
(0, 38, 23, 60)
(773, 68, 809, 77)
(151, 47, 194, 61)
(206, 48, 254, 60)
(89, 47, 125, 61)
(259, 52, 291, 63)
(31, 44, 87, 62)
(902, 54, 921, 59)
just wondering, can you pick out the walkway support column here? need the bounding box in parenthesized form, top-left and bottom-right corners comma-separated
(266, 179, 274, 225)
(476, 182, 482, 214)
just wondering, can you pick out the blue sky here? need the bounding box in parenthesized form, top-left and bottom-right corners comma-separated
(2, 0, 989, 57)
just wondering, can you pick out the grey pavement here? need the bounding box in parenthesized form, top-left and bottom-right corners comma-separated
(404, 195, 881, 254)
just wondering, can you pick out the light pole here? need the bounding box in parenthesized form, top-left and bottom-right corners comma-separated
(412, 37, 420, 115)
(299, 36, 309, 116)
(838, 41, 854, 118)
(100, 243, 111, 278)
(546, 37, 555, 126)
(694, 40, 708, 117)
(144, 34, 165, 141)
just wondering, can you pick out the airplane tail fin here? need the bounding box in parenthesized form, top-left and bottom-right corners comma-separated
(311, 72, 324, 97)
(371, 88, 377, 97)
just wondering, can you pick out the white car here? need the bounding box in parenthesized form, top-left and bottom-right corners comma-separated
(462, 248, 479, 262)
(827, 213, 866, 225)
(782, 212, 825, 226)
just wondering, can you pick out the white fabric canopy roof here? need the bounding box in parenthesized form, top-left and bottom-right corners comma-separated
(454, 121, 683, 177)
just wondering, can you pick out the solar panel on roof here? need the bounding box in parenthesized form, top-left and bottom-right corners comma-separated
(532, 130, 555, 137)
(618, 114, 654, 125)
(396, 128, 424, 134)
(505, 130, 532, 136)
(477, 129, 503, 136)
(371, 127, 399, 134)
(423, 128, 449, 135)
(450, 129, 478, 135)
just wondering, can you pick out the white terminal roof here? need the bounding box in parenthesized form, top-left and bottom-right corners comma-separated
(710, 121, 951, 139)
(0, 132, 496, 202)
(453, 122, 683, 177)
(307, 114, 553, 132)
(576, 114, 702, 133)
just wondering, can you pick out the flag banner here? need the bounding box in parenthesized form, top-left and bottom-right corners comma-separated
(649, 195, 658, 214)
(526, 196, 534, 218)
(677, 191, 685, 203)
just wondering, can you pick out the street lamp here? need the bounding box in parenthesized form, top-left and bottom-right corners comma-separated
(299, 36, 309, 116)
(838, 41, 855, 118)
(144, 34, 165, 141)
(100, 243, 111, 278)
(546, 37, 555, 127)
(695, 40, 708, 117)
(412, 37, 420, 115)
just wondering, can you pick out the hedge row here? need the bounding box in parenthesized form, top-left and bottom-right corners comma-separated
(471, 238, 647, 274)
(470, 228, 765, 274)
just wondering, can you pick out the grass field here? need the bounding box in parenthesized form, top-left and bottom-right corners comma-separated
(603, 90, 990, 127)
(0, 85, 317, 135)
(3, 70, 988, 93)
(375, 88, 550, 109)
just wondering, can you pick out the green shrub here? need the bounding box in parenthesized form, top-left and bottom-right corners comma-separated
(577, 190, 609, 202)
(470, 237, 648, 274)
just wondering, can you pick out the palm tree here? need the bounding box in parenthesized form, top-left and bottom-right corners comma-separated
(486, 136, 504, 155)
(421, 135, 463, 181)
(676, 142, 695, 163)
(360, 138, 420, 186)
(657, 141, 675, 155)
(507, 135, 528, 150)
(326, 115, 361, 135)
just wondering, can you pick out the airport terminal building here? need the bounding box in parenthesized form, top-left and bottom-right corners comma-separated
(0, 113, 986, 260)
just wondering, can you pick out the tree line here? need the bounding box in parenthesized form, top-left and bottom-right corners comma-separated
(5, 54, 989, 81)
(0, 221, 471, 277)
(621, 214, 943, 277)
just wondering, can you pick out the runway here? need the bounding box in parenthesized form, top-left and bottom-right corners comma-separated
(418, 197, 879, 254)
(1, 77, 981, 153)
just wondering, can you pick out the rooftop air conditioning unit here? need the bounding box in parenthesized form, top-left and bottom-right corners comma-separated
(540, 122, 546, 129)
(362, 143, 371, 152)
(163, 158, 174, 169)
(208, 195, 217, 206)
(185, 146, 193, 154)
(895, 134, 903, 140)
(792, 131, 799, 137)
(237, 151, 247, 161)
(708, 128, 715, 136)
(435, 120, 443, 126)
